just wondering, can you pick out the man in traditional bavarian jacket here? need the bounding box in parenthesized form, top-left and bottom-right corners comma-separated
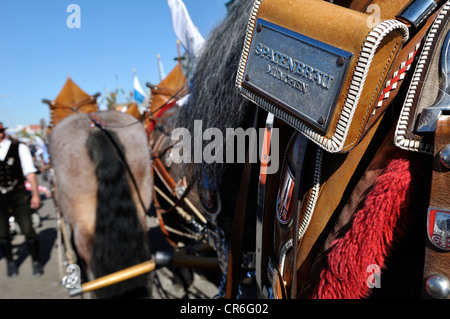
(0, 123, 43, 277)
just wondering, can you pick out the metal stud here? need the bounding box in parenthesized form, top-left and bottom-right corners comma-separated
(425, 274, 450, 299)
(439, 144, 450, 169)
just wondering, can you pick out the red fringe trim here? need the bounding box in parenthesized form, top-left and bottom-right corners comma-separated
(312, 151, 413, 299)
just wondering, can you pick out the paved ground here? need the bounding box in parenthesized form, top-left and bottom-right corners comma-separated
(0, 173, 219, 299)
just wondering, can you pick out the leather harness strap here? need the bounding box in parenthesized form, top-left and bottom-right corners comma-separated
(152, 156, 207, 225)
(50, 96, 98, 110)
(331, 0, 374, 11)
(366, 2, 444, 133)
(348, 0, 373, 12)
(289, 134, 308, 299)
(226, 107, 260, 299)
(255, 113, 273, 296)
(429, 116, 450, 208)
(422, 115, 450, 297)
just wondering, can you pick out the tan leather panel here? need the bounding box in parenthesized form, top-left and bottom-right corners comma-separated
(258, 0, 371, 54)
(371, 0, 412, 20)
(296, 113, 384, 287)
(252, 0, 406, 152)
(341, 31, 402, 151)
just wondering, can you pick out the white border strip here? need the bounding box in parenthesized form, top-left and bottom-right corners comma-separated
(394, 1, 450, 154)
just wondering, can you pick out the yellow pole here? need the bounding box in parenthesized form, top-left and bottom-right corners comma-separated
(70, 260, 156, 296)
(69, 253, 220, 297)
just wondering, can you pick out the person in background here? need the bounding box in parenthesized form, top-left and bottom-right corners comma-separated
(0, 122, 43, 277)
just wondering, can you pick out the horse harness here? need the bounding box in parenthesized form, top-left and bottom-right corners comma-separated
(148, 104, 209, 247)
(229, 0, 450, 299)
(43, 93, 101, 131)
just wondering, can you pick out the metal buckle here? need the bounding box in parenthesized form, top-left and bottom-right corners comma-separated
(242, 19, 352, 134)
(241, 252, 256, 269)
(397, 0, 438, 29)
(62, 264, 82, 289)
(416, 29, 450, 133)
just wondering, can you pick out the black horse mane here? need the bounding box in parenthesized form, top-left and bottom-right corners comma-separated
(86, 128, 150, 299)
(174, 0, 257, 189)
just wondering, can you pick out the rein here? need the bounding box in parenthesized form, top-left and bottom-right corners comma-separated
(49, 96, 98, 111)
(91, 85, 187, 131)
(148, 85, 185, 97)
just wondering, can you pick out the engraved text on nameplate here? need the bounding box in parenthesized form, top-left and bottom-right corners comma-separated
(243, 19, 353, 133)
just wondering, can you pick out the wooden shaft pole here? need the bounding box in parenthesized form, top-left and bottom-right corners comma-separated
(78, 260, 156, 295)
(69, 253, 220, 296)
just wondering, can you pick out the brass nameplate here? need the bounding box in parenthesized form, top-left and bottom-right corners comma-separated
(242, 19, 353, 133)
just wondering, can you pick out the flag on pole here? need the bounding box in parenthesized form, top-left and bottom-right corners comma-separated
(33, 136, 49, 165)
(157, 54, 166, 82)
(167, 0, 205, 61)
(133, 69, 147, 104)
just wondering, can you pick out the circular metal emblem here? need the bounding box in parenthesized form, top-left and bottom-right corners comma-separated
(439, 144, 450, 169)
(427, 207, 450, 251)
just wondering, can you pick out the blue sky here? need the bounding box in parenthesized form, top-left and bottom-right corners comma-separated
(0, 0, 228, 127)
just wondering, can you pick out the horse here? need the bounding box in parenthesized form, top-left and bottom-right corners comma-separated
(162, 0, 450, 299)
(49, 110, 153, 298)
(164, 0, 266, 297)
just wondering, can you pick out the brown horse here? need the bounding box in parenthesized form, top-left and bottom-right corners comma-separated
(49, 110, 153, 298)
